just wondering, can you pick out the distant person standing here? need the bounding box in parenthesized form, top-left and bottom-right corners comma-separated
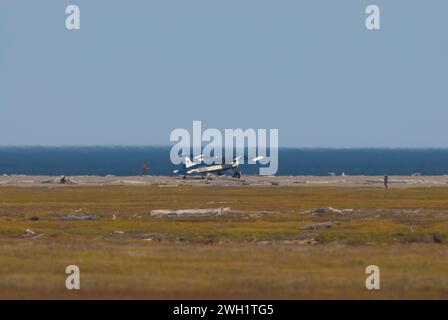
(142, 161, 149, 176)
(384, 174, 388, 188)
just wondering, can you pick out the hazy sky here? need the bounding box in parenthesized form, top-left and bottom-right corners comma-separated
(0, 1, 446, 147)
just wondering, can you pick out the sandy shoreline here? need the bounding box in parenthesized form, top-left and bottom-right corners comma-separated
(1, 174, 448, 187)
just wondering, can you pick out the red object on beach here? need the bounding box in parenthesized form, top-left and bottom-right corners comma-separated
(142, 162, 149, 175)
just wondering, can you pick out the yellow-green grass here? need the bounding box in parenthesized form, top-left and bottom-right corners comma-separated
(1, 186, 448, 299)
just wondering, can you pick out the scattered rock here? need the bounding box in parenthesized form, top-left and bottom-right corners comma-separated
(402, 209, 423, 215)
(299, 221, 339, 230)
(60, 214, 98, 221)
(258, 232, 320, 245)
(311, 208, 334, 214)
(44, 176, 77, 184)
(295, 238, 319, 245)
(113, 230, 124, 235)
(257, 210, 280, 215)
(278, 234, 320, 245)
(433, 233, 443, 243)
(22, 229, 39, 238)
(150, 207, 231, 218)
(308, 207, 354, 215)
(24, 229, 36, 236)
(139, 233, 166, 241)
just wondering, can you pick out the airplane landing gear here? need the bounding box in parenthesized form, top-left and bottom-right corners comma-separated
(232, 171, 241, 179)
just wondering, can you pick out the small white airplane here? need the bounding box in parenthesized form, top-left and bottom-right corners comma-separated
(173, 154, 264, 179)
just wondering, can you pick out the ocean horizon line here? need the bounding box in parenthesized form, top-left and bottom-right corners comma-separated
(1, 145, 448, 150)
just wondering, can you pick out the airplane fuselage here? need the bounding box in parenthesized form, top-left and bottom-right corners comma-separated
(186, 163, 236, 175)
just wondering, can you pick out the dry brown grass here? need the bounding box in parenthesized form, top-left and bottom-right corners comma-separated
(1, 185, 448, 299)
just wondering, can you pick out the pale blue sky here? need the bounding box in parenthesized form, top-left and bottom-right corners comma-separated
(0, 1, 447, 147)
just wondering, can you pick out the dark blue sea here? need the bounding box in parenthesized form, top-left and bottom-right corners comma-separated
(1, 147, 448, 176)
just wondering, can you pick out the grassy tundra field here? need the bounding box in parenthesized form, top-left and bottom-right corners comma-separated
(1, 184, 448, 299)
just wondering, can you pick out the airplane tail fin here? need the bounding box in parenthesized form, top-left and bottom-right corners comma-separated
(184, 156, 195, 168)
